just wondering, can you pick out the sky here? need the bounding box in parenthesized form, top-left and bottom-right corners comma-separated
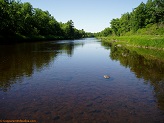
(21, 0, 148, 33)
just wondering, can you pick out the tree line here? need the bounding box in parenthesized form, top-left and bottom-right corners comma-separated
(0, 0, 93, 42)
(96, 0, 164, 36)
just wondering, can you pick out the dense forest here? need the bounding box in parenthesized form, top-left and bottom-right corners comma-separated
(0, 0, 93, 43)
(1, 0, 163, 43)
(96, 0, 164, 36)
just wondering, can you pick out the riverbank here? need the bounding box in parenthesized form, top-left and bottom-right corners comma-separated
(99, 35, 164, 61)
(98, 35, 164, 50)
(0, 34, 65, 44)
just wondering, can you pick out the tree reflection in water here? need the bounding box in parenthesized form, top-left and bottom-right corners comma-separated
(0, 41, 83, 92)
(102, 42, 164, 110)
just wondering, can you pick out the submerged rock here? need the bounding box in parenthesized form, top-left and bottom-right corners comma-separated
(104, 75, 110, 79)
(117, 44, 122, 47)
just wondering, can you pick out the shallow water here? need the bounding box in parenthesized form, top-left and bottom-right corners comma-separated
(0, 38, 164, 123)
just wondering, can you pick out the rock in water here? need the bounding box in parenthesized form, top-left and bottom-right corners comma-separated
(104, 75, 110, 79)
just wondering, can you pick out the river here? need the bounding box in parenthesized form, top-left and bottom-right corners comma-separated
(0, 38, 164, 123)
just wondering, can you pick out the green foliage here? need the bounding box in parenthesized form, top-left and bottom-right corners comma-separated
(99, 35, 164, 49)
(96, 0, 164, 37)
(60, 20, 75, 39)
(110, 18, 120, 36)
(132, 2, 147, 31)
(85, 32, 94, 37)
(95, 27, 112, 37)
(119, 13, 131, 35)
(136, 23, 164, 35)
(0, 0, 89, 42)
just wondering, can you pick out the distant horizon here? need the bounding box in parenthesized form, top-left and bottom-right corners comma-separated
(20, 0, 148, 33)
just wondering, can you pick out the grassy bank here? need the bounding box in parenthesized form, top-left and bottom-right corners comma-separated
(98, 35, 164, 50)
(99, 35, 164, 61)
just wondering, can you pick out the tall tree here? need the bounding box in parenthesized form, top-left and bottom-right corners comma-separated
(0, 0, 10, 35)
(119, 12, 131, 35)
(110, 18, 120, 36)
(61, 20, 75, 39)
(131, 2, 146, 31)
(145, 0, 156, 25)
(154, 0, 164, 23)
(19, 2, 34, 35)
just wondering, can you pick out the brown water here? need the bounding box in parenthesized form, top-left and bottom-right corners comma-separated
(0, 38, 164, 123)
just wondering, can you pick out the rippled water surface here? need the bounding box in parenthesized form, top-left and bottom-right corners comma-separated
(0, 38, 164, 123)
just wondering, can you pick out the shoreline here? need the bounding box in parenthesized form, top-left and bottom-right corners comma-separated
(98, 35, 164, 50)
(99, 35, 164, 61)
(0, 35, 84, 45)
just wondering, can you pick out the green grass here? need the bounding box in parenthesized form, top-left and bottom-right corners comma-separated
(98, 35, 164, 61)
(98, 35, 164, 50)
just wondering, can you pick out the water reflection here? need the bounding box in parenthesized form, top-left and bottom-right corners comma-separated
(0, 40, 83, 92)
(102, 42, 164, 110)
(0, 38, 164, 122)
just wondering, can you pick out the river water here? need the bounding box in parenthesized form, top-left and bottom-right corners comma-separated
(0, 38, 164, 123)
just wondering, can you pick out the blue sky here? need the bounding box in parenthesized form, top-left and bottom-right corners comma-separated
(21, 0, 148, 33)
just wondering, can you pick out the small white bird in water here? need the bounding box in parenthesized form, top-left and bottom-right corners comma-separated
(104, 75, 110, 79)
